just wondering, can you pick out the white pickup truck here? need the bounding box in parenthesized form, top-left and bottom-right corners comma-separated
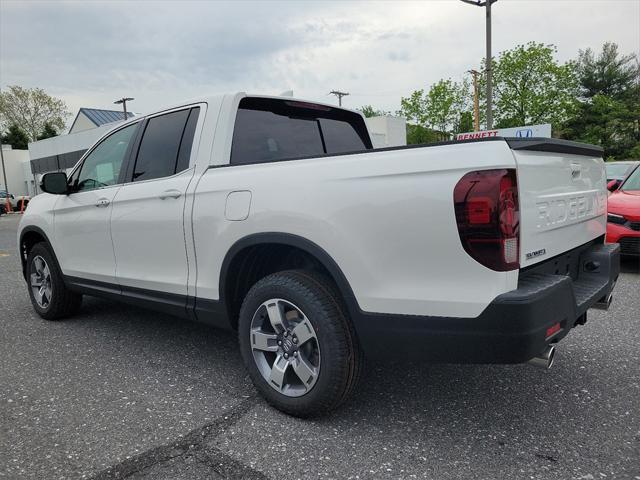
(18, 94, 619, 416)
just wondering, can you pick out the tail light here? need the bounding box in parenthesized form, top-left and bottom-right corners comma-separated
(453, 169, 520, 271)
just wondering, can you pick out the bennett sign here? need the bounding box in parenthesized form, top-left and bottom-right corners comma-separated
(456, 124, 552, 141)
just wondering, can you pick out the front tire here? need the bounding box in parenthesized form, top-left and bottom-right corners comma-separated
(238, 270, 362, 417)
(26, 243, 82, 320)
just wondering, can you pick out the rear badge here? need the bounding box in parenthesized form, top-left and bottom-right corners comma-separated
(526, 248, 546, 261)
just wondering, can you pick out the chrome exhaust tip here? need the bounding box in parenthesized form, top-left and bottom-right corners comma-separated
(593, 293, 613, 311)
(528, 345, 556, 370)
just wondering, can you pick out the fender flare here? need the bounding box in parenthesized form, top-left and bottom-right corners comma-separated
(18, 226, 56, 279)
(219, 232, 360, 317)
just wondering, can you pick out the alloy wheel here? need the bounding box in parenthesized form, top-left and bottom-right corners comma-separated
(31, 255, 52, 309)
(249, 298, 321, 397)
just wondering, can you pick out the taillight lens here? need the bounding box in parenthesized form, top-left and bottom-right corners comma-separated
(454, 169, 520, 271)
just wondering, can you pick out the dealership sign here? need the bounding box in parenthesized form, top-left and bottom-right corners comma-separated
(456, 124, 552, 141)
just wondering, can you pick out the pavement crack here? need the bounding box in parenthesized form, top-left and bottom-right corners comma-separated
(89, 396, 260, 479)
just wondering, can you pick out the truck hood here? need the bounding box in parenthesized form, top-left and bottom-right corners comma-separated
(608, 189, 640, 221)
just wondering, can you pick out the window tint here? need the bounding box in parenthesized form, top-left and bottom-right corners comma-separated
(232, 109, 324, 164)
(74, 123, 137, 192)
(175, 107, 200, 173)
(133, 109, 191, 182)
(231, 98, 371, 165)
(319, 118, 367, 154)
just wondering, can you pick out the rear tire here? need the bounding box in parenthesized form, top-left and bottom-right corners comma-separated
(238, 270, 362, 417)
(26, 242, 82, 320)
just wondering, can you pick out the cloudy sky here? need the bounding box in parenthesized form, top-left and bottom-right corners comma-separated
(1, 0, 639, 126)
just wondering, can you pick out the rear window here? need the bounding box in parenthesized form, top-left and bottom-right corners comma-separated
(230, 98, 372, 165)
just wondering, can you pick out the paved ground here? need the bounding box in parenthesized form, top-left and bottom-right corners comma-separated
(1, 213, 639, 480)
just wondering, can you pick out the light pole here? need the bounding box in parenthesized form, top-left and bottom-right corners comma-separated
(114, 97, 135, 120)
(461, 0, 497, 129)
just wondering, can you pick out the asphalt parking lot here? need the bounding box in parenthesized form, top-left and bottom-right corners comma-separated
(1, 213, 639, 480)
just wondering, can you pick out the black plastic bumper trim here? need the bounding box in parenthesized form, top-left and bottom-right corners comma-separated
(350, 242, 620, 363)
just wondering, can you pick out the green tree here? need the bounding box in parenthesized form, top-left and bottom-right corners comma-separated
(0, 86, 70, 141)
(37, 122, 59, 140)
(1, 124, 30, 150)
(405, 124, 440, 145)
(576, 43, 639, 98)
(425, 79, 470, 135)
(457, 111, 474, 134)
(563, 43, 639, 159)
(399, 79, 470, 141)
(398, 89, 428, 125)
(359, 105, 390, 118)
(480, 42, 579, 129)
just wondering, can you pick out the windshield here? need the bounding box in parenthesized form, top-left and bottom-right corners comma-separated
(605, 162, 634, 180)
(621, 166, 640, 191)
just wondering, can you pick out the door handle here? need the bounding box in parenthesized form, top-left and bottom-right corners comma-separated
(158, 189, 182, 200)
(95, 198, 110, 207)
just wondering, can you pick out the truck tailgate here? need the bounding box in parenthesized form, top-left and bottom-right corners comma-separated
(507, 139, 607, 267)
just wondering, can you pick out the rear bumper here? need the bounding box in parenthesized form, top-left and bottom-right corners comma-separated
(352, 242, 620, 363)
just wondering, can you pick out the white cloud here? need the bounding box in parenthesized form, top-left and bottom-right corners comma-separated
(1, 0, 638, 122)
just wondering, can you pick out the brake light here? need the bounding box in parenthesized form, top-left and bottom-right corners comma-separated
(454, 169, 520, 271)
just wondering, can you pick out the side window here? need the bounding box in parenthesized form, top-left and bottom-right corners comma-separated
(318, 118, 367, 154)
(175, 107, 200, 173)
(230, 98, 372, 165)
(132, 107, 199, 182)
(74, 123, 138, 192)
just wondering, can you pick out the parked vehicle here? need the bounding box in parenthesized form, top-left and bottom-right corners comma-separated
(18, 94, 619, 416)
(607, 163, 640, 256)
(605, 161, 639, 191)
(0, 190, 31, 211)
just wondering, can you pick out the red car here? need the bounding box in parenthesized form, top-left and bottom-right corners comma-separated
(607, 163, 640, 256)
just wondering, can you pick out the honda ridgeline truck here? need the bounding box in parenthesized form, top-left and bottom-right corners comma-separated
(18, 94, 620, 416)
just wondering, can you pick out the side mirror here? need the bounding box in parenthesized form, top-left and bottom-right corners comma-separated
(41, 172, 69, 195)
(607, 179, 620, 192)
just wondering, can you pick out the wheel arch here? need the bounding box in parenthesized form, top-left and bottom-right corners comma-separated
(19, 226, 55, 280)
(219, 232, 359, 329)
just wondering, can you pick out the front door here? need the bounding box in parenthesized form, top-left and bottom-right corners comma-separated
(54, 122, 139, 283)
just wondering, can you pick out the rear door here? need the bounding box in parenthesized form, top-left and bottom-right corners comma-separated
(110, 106, 202, 296)
(509, 139, 608, 267)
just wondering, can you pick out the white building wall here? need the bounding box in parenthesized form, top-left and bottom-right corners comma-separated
(365, 116, 407, 148)
(1, 145, 33, 197)
(28, 122, 116, 162)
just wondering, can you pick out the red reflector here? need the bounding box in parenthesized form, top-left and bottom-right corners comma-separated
(467, 197, 492, 224)
(545, 322, 561, 338)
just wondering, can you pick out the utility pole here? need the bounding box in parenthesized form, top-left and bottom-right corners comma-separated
(114, 97, 135, 120)
(1, 143, 8, 203)
(467, 69, 481, 131)
(0, 84, 10, 210)
(460, 0, 497, 129)
(329, 90, 349, 107)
